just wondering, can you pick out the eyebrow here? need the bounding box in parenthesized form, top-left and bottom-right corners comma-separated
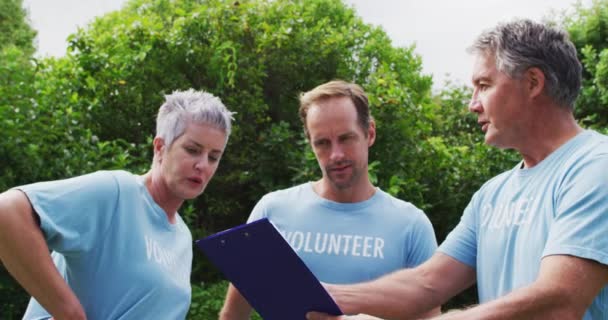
(187, 140, 224, 154)
(312, 131, 357, 143)
(472, 75, 490, 86)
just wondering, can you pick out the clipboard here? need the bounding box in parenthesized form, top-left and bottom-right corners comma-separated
(195, 218, 343, 320)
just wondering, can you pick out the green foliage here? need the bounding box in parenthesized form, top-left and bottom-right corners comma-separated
(188, 281, 228, 319)
(0, 268, 29, 320)
(0, 0, 36, 55)
(0, 52, 146, 190)
(563, 0, 608, 128)
(188, 281, 262, 319)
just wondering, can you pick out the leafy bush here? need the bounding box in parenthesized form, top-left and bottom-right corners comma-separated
(188, 281, 262, 320)
(563, 0, 608, 129)
(0, 0, 36, 56)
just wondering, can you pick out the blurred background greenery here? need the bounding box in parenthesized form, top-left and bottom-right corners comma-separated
(1, 0, 607, 318)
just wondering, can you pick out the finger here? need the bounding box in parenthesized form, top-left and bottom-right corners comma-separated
(306, 311, 341, 320)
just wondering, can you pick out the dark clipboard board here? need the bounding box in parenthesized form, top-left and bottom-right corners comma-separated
(195, 218, 343, 320)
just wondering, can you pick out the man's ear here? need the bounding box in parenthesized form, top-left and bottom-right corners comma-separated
(525, 67, 546, 99)
(153, 137, 165, 161)
(367, 119, 376, 147)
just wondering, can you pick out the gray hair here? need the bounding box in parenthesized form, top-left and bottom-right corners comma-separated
(468, 19, 582, 109)
(156, 89, 234, 147)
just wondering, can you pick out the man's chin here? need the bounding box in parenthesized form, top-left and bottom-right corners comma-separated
(485, 135, 511, 149)
(484, 133, 498, 147)
(329, 179, 354, 190)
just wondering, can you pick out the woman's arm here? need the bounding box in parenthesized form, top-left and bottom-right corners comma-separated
(0, 190, 86, 320)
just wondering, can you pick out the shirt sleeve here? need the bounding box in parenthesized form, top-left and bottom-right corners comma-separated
(437, 192, 480, 268)
(246, 193, 271, 223)
(543, 155, 608, 265)
(403, 210, 437, 268)
(16, 171, 120, 256)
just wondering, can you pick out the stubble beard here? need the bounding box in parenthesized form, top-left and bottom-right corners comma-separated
(326, 162, 360, 190)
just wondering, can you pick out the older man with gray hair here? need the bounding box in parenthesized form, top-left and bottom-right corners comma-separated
(308, 19, 608, 320)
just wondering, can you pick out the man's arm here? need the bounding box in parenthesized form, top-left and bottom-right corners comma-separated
(309, 253, 476, 320)
(219, 283, 253, 320)
(0, 190, 86, 320)
(419, 307, 442, 319)
(431, 254, 608, 320)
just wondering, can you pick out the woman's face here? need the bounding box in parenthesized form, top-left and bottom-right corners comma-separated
(155, 122, 227, 201)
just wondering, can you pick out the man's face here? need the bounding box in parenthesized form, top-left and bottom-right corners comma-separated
(469, 53, 530, 149)
(306, 96, 375, 190)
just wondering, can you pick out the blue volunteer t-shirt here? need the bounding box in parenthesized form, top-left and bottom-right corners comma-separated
(439, 130, 608, 319)
(18, 170, 193, 320)
(249, 183, 437, 284)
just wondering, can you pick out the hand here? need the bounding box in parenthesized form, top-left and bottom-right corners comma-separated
(307, 312, 383, 320)
(306, 312, 342, 320)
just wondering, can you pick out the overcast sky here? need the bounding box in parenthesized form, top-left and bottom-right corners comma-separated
(22, 0, 590, 89)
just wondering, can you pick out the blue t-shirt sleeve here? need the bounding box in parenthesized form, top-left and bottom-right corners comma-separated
(437, 192, 479, 268)
(22, 302, 52, 320)
(543, 155, 608, 265)
(403, 211, 437, 268)
(247, 193, 271, 223)
(16, 171, 119, 256)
